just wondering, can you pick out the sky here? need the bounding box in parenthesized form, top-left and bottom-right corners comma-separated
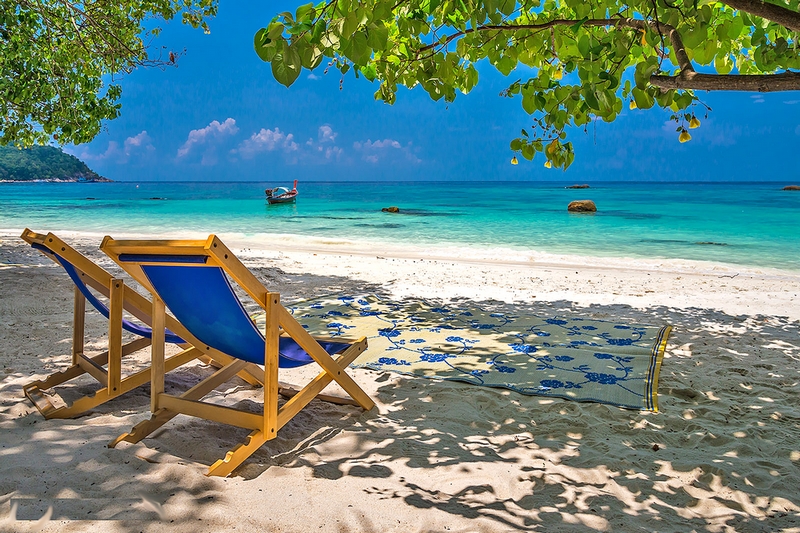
(67, 2, 800, 182)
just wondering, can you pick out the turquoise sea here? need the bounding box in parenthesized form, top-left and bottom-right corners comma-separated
(1, 181, 798, 271)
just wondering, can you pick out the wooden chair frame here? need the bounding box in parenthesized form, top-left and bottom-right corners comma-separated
(100, 234, 375, 477)
(20, 229, 262, 419)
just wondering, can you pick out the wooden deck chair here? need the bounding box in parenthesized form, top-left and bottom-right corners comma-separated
(20, 229, 262, 419)
(100, 234, 375, 477)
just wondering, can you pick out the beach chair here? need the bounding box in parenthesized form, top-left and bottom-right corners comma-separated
(100, 234, 374, 477)
(20, 229, 262, 419)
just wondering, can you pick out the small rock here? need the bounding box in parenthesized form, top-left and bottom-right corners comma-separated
(783, 185, 800, 191)
(567, 200, 597, 212)
(382, 206, 400, 213)
(652, 444, 660, 451)
(566, 184, 590, 189)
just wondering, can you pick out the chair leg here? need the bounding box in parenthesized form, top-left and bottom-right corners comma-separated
(207, 430, 269, 477)
(276, 338, 372, 431)
(109, 359, 248, 448)
(207, 338, 373, 478)
(24, 337, 151, 419)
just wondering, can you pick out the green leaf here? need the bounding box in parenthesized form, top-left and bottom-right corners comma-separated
(464, 65, 479, 92)
(254, 29, 274, 62)
(714, 53, 733, 75)
(295, 3, 315, 21)
(634, 60, 658, 89)
(499, 0, 516, 16)
(372, 1, 392, 20)
(287, 21, 313, 35)
(342, 11, 360, 37)
(571, 17, 589, 32)
(631, 87, 654, 109)
(298, 42, 323, 69)
(682, 27, 706, 49)
(577, 35, 590, 58)
(268, 21, 285, 40)
(360, 63, 378, 81)
(311, 21, 326, 43)
(345, 31, 370, 64)
(582, 86, 600, 111)
(522, 90, 536, 114)
(271, 42, 302, 87)
(496, 55, 516, 76)
(367, 24, 389, 50)
(727, 17, 744, 40)
(521, 143, 535, 160)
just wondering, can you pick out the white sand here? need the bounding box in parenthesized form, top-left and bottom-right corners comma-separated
(1, 229, 799, 532)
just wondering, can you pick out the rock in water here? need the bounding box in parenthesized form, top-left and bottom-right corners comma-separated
(783, 185, 800, 191)
(568, 200, 597, 212)
(382, 206, 400, 213)
(566, 184, 590, 189)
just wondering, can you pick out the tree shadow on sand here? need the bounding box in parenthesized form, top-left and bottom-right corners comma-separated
(1, 257, 799, 532)
(250, 286, 800, 532)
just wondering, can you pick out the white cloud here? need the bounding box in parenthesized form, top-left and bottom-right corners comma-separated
(122, 131, 155, 156)
(352, 138, 420, 163)
(318, 125, 337, 143)
(233, 127, 299, 158)
(177, 118, 238, 158)
(354, 139, 402, 150)
(325, 146, 344, 160)
(69, 130, 154, 163)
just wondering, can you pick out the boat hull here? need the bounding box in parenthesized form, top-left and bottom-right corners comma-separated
(267, 194, 297, 205)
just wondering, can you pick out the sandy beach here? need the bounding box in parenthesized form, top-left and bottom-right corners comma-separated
(1, 229, 799, 532)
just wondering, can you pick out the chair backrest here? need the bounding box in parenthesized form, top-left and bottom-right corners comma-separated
(22, 229, 183, 344)
(102, 236, 348, 368)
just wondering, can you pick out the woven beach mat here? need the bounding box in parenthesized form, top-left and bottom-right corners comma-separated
(257, 295, 671, 411)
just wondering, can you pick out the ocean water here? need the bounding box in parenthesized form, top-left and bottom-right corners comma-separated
(1, 181, 798, 271)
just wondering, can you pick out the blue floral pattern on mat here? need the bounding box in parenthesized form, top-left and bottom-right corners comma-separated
(273, 295, 671, 411)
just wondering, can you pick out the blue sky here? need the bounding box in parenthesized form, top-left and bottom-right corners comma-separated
(67, 3, 800, 182)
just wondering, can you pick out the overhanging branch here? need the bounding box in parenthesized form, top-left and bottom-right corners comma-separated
(418, 16, 800, 92)
(419, 17, 694, 71)
(651, 70, 800, 91)
(722, 0, 800, 32)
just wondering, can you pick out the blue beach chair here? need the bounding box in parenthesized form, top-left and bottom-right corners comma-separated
(19, 229, 262, 419)
(100, 234, 374, 477)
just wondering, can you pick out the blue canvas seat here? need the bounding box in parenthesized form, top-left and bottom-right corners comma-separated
(19, 229, 235, 419)
(101, 234, 374, 477)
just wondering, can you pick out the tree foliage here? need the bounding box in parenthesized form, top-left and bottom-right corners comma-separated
(0, 1, 217, 147)
(258, 0, 800, 168)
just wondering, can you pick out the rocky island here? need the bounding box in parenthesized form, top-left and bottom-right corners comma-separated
(0, 145, 110, 182)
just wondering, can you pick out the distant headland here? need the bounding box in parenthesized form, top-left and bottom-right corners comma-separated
(0, 145, 110, 183)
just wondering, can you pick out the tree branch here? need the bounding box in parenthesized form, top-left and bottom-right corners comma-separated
(419, 17, 695, 73)
(651, 70, 800, 91)
(417, 15, 800, 91)
(722, 0, 800, 32)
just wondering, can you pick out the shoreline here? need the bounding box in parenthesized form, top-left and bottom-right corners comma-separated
(5, 225, 800, 274)
(3, 228, 799, 322)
